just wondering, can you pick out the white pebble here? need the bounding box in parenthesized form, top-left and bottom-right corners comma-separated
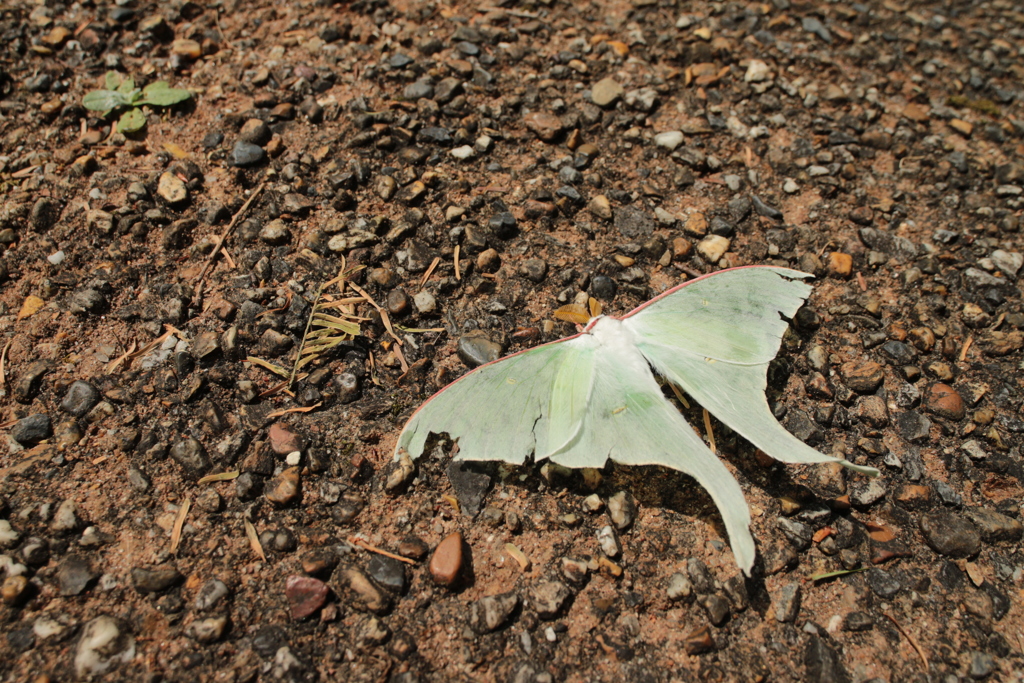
(47, 251, 65, 265)
(75, 616, 136, 678)
(654, 131, 684, 151)
(474, 135, 493, 152)
(286, 450, 302, 466)
(783, 179, 800, 194)
(450, 145, 475, 160)
(745, 59, 771, 83)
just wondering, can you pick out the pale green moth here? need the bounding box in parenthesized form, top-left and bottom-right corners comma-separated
(394, 266, 879, 574)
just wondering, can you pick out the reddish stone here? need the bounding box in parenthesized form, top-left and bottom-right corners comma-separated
(268, 423, 302, 455)
(429, 532, 464, 587)
(924, 383, 965, 421)
(285, 575, 328, 620)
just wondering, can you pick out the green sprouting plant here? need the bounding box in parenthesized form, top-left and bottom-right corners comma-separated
(82, 71, 192, 133)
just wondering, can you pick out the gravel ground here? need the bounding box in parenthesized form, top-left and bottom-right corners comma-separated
(1, 0, 1024, 681)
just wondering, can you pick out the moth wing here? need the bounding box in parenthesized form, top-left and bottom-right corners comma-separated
(624, 266, 813, 365)
(625, 267, 878, 476)
(549, 326, 755, 574)
(394, 334, 598, 464)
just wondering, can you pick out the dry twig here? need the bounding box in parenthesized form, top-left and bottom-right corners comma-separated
(349, 537, 416, 565)
(884, 612, 929, 670)
(244, 518, 266, 561)
(703, 408, 717, 454)
(170, 498, 190, 555)
(194, 183, 265, 295)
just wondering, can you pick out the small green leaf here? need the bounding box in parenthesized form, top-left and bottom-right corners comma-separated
(139, 81, 192, 107)
(104, 71, 122, 91)
(82, 89, 130, 112)
(809, 567, 867, 582)
(117, 108, 147, 133)
(116, 75, 136, 95)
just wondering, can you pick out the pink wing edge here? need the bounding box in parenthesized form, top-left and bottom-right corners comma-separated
(394, 330, 587, 436)
(619, 264, 811, 320)
(394, 265, 809, 443)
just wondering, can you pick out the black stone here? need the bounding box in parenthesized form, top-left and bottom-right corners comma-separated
(804, 635, 851, 683)
(751, 195, 784, 220)
(488, 212, 517, 238)
(880, 341, 916, 365)
(920, 510, 981, 558)
(447, 460, 492, 517)
(11, 414, 51, 444)
(784, 409, 823, 445)
(367, 554, 407, 594)
(590, 275, 617, 300)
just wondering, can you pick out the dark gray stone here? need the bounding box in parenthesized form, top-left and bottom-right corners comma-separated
(785, 409, 824, 445)
(897, 412, 931, 443)
(403, 79, 434, 100)
(775, 583, 801, 623)
(367, 555, 406, 594)
(131, 565, 183, 593)
(61, 380, 100, 417)
(920, 510, 981, 558)
(447, 461, 492, 517)
(804, 635, 851, 683)
(613, 206, 655, 238)
(58, 554, 97, 596)
(969, 651, 995, 680)
(687, 557, 715, 594)
(488, 212, 517, 238)
(590, 275, 617, 300)
(880, 341, 916, 365)
(170, 437, 211, 477)
(69, 288, 107, 314)
(777, 517, 813, 551)
(231, 141, 266, 167)
(11, 414, 51, 444)
(417, 127, 452, 145)
(457, 331, 501, 369)
(30, 197, 62, 231)
(801, 16, 832, 43)
(866, 567, 901, 598)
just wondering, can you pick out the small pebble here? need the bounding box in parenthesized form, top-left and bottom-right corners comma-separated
(774, 583, 801, 623)
(591, 77, 624, 108)
(131, 565, 183, 593)
(429, 532, 464, 586)
(265, 467, 301, 505)
(920, 509, 980, 557)
(285, 575, 329, 620)
(74, 616, 134, 678)
(469, 592, 519, 633)
(528, 580, 572, 619)
(157, 172, 187, 204)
